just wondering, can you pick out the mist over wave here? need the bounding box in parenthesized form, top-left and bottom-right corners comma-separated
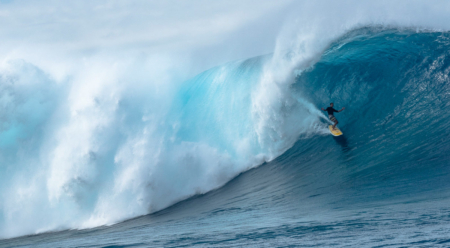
(1, 0, 450, 240)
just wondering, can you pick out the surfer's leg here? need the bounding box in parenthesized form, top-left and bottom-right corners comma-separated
(332, 120, 338, 130)
(329, 115, 338, 130)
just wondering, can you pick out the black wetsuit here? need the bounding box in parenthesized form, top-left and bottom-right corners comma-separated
(325, 107, 339, 122)
(325, 107, 338, 116)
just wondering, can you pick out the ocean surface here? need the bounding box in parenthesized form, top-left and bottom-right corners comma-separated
(2, 27, 450, 247)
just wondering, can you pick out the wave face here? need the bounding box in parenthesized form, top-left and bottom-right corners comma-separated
(297, 27, 450, 193)
(2, 26, 450, 245)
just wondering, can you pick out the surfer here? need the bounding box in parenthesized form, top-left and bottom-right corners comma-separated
(322, 103, 345, 130)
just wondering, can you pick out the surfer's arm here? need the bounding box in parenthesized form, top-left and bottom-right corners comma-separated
(321, 108, 325, 111)
(338, 107, 345, 112)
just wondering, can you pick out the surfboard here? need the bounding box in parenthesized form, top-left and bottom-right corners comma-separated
(329, 125, 343, 136)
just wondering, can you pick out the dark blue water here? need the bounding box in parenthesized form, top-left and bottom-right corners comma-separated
(2, 28, 450, 247)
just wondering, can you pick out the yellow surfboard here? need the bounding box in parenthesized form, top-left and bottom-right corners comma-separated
(329, 125, 343, 136)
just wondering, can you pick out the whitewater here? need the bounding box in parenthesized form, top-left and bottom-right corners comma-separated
(2, 0, 450, 247)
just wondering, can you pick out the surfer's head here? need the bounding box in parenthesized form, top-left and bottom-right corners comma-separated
(330, 103, 334, 107)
